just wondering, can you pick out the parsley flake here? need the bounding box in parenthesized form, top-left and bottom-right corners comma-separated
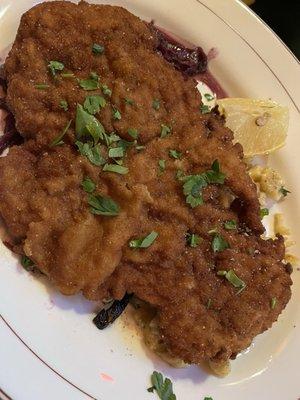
(200, 104, 210, 114)
(169, 149, 182, 159)
(61, 73, 75, 79)
(224, 220, 237, 230)
(208, 228, 218, 235)
(88, 194, 120, 216)
(182, 160, 225, 208)
(92, 43, 105, 55)
(118, 139, 136, 151)
(21, 255, 34, 271)
(205, 159, 226, 184)
(102, 85, 112, 97)
(160, 124, 171, 138)
(279, 186, 291, 197)
(35, 83, 49, 90)
(129, 231, 158, 249)
(90, 72, 99, 80)
(158, 159, 166, 173)
(103, 163, 128, 175)
(108, 147, 124, 158)
(206, 299, 212, 309)
(136, 145, 145, 151)
(76, 104, 105, 143)
(82, 177, 96, 193)
(186, 233, 202, 248)
(84, 95, 106, 115)
(50, 119, 72, 147)
(260, 208, 269, 219)
(211, 233, 230, 252)
(271, 297, 277, 309)
(128, 128, 139, 139)
(60, 100, 69, 111)
(148, 371, 176, 400)
(125, 98, 134, 105)
(76, 141, 106, 166)
(152, 99, 160, 110)
(175, 169, 184, 180)
(48, 60, 64, 76)
(217, 269, 246, 293)
(204, 93, 214, 101)
(112, 108, 121, 120)
(183, 174, 206, 208)
(79, 73, 100, 91)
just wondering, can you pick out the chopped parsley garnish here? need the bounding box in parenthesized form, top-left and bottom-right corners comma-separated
(112, 107, 121, 120)
(152, 99, 160, 110)
(35, 83, 49, 90)
(217, 269, 246, 293)
(182, 160, 225, 208)
(224, 220, 237, 230)
(186, 233, 202, 248)
(200, 104, 210, 114)
(21, 255, 34, 271)
(102, 84, 112, 97)
(61, 73, 75, 79)
(204, 397, 213, 400)
(83, 95, 106, 115)
(76, 104, 105, 143)
(271, 297, 277, 309)
(260, 208, 269, 218)
(113, 158, 124, 165)
(158, 159, 166, 173)
(50, 119, 72, 147)
(169, 149, 182, 159)
(130, 231, 158, 249)
(59, 100, 68, 111)
(183, 175, 206, 208)
(206, 299, 212, 309)
(81, 177, 96, 193)
(103, 132, 121, 147)
(118, 138, 136, 151)
(92, 43, 105, 55)
(103, 163, 128, 175)
(108, 147, 124, 158)
(175, 169, 184, 180)
(76, 141, 106, 166)
(124, 98, 134, 105)
(279, 186, 291, 197)
(136, 145, 145, 151)
(88, 194, 120, 216)
(147, 371, 176, 400)
(127, 128, 138, 139)
(204, 93, 214, 102)
(79, 73, 100, 90)
(90, 72, 99, 80)
(160, 124, 171, 138)
(211, 233, 230, 252)
(48, 60, 64, 76)
(205, 159, 226, 184)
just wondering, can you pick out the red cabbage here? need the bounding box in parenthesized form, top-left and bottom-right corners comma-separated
(153, 26, 208, 76)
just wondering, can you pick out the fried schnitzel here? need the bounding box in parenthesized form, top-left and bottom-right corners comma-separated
(0, 1, 292, 367)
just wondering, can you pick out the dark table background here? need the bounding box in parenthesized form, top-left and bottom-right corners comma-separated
(251, 0, 300, 59)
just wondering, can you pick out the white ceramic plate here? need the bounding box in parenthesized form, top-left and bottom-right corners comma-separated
(0, 1, 299, 399)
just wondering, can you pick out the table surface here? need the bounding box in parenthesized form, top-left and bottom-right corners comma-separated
(251, 0, 300, 60)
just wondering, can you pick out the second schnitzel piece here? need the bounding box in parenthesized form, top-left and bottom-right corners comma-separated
(0, 1, 292, 368)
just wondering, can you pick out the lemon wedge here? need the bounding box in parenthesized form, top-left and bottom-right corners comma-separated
(217, 98, 289, 157)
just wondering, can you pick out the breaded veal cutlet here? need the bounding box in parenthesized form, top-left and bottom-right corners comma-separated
(0, 1, 292, 366)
